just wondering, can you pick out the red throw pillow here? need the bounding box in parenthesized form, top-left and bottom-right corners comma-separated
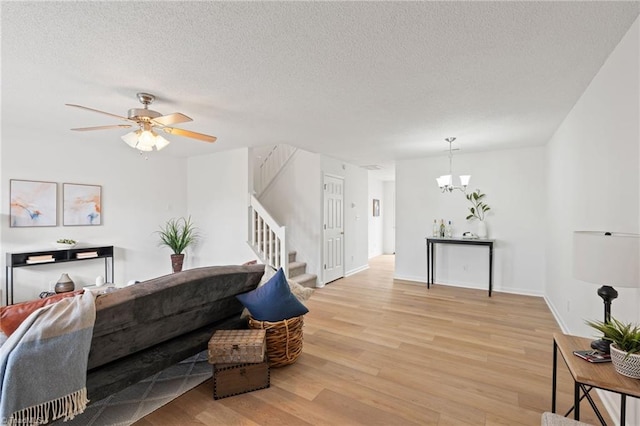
(0, 290, 84, 337)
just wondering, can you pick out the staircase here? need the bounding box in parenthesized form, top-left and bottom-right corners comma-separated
(287, 250, 317, 288)
(248, 194, 317, 287)
(255, 144, 298, 196)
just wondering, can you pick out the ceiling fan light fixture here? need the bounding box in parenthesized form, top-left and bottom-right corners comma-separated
(121, 130, 141, 148)
(138, 129, 156, 148)
(153, 134, 171, 150)
(67, 92, 218, 153)
(121, 129, 165, 152)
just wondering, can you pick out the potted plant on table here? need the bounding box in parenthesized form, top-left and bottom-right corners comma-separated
(586, 317, 640, 379)
(157, 216, 199, 273)
(465, 189, 491, 238)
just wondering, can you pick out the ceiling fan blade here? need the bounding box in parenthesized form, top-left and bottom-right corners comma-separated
(66, 104, 131, 122)
(151, 113, 192, 126)
(162, 127, 217, 143)
(71, 124, 133, 131)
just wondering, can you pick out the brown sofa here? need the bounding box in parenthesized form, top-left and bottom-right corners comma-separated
(85, 264, 264, 401)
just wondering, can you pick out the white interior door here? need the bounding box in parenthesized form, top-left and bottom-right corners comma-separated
(323, 175, 344, 284)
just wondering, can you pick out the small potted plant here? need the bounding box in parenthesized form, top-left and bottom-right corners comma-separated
(56, 238, 78, 249)
(157, 216, 199, 273)
(465, 189, 491, 238)
(586, 317, 640, 379)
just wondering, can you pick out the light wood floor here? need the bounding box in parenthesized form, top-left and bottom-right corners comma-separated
(135, 255, 610, 425)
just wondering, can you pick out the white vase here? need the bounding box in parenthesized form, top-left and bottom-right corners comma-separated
(477, 221, 487, 238)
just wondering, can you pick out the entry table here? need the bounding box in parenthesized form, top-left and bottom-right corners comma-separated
(552, 333, 640, 425)
(425, 237, 494, 296)
(5, 246, 114, 305)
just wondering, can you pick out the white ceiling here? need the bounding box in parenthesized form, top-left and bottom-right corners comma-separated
(2, 1, 639, 179)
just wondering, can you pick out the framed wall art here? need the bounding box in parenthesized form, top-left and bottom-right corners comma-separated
(372, 199, 380, 217)
(63, 183, 102, 226)
(10, 179, 58, 227)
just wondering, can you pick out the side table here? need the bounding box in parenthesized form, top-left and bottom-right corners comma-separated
(552, 333, 640, 425)
(425, 237, 494, 296)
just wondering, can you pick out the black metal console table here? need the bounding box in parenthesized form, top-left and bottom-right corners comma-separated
(425, 237, 494, 297)
(5, 245, 114, 305)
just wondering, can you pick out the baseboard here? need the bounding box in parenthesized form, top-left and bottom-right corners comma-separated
(346, 264, 369, 277)
(543, 296, 570, 334)
(317, 264, 370, 287)
(392, 276, 543, 297)
(392, 274, 427, 284)
(497, 286, 543, 297)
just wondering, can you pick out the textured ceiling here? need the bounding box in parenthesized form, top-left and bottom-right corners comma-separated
(2, 1, 639, 176)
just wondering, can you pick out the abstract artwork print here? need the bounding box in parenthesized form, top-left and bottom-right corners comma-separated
(10, 180, 57, 227)
(63, 183, 102, 226)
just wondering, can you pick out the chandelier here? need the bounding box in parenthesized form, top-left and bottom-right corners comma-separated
(436, 137, 470, 193)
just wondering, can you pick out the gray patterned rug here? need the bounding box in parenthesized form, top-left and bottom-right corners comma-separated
(55, 351, 211, 426)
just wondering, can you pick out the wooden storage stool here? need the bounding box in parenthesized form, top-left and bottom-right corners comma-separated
(208, 329, 266, 364)
(208, 329, 270, 399)
(212, 362, 270, 400)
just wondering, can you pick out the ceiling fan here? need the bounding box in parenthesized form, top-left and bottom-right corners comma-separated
(66, 92, 217, 152)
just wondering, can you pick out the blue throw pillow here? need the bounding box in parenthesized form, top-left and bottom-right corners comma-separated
(236, 268, 309, 321)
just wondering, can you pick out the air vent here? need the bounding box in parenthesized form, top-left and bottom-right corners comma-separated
(362, 165, 383, 170)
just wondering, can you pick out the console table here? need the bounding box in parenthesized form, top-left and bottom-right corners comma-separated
(552, 333, 640, 425)
(5, 245, 114, 305)
(425, 237, 494, 297)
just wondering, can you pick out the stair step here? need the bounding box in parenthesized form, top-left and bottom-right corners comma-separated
(289, 273, 317, 288)
(288, 251, 296, 263)
(288, 261, 306, 278)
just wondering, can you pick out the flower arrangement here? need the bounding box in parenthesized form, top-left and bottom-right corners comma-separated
(465, 190, 490, 221)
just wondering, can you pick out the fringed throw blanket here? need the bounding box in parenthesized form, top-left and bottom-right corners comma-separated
(0, 291, 96, 425)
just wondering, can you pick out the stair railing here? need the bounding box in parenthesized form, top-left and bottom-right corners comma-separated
(248, 194, 288, 277)
(255, 144, 297, 196)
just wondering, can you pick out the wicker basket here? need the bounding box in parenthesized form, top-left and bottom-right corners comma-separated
(248, 315, 304, 368)
(610, 344, 640, 379)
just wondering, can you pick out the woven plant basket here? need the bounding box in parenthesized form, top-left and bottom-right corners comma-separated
(248, 315, 304, 368)
(610, 344, 640, 379)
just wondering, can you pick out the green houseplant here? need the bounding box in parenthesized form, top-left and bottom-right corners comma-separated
(465, 189, 491, 238)
(157, 216, 198, 273)
(465, 190, 490, 221)
(586, 317, 640, 378)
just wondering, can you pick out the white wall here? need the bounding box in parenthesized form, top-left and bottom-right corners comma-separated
(395, 146, 546, 295)
(337, 161, 369, 276)
(258, 150, 369, 286)
(545, 17, 639, 336)
(545, 17, 639, 423)
(1, 135, 188, 304)
(187, 148, 256, 267)
(368, 176, 384, 258)
(260, 150, 323, 282)
(382, 181, 396, 255)
(321, 155, 369, 279)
